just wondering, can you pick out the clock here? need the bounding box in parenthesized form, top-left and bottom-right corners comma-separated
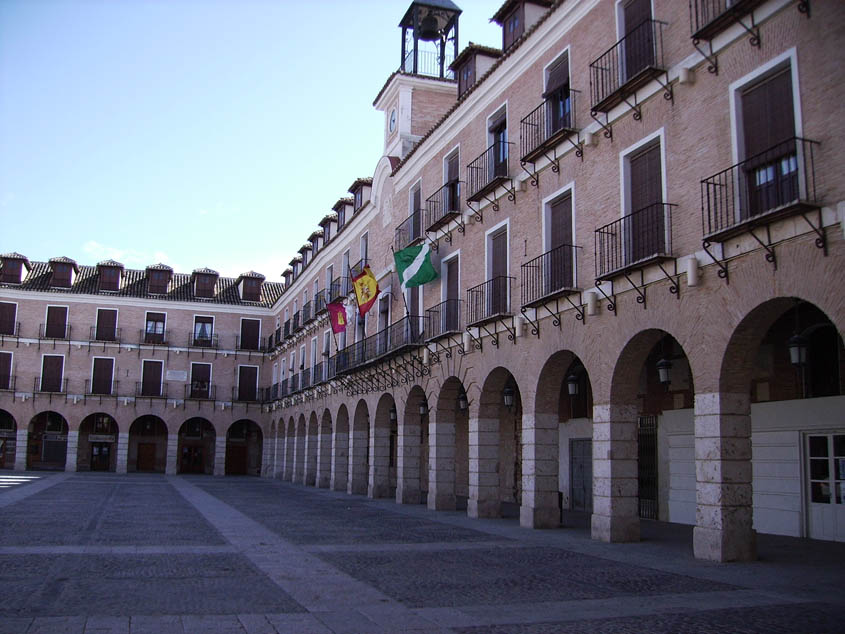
(389, 109, 397, 133)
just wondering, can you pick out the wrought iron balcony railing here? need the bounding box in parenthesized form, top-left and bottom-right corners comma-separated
(689, 0, 767, 41)
(292, 312, 302, 333)
(426, 182, 462, 232)
(0, 374, 15, 391)
(467, 276, 514, 326)
(395, 210, 424, 251)
(314, 289, 328, 314)
(331, 315, 428, 375)
(701, 137, 819, 241)
(284, 320, 291, 340)
(312, 361, 325, 385)
(521, 244, 579, 307)
(35, 377, 68, 394)
(136, 381, 168, 399)
(349, 258, 369, 279)
(466, 141, 513, 202)
(330, 276, 352, 301)
(185, 382, 216, 400)
(520, 90, 579, 163)
(232, 385, 259, 403)
(279, 378, 288, 398)
(426, 299, 463, 340)
(301, 301, 314, 325)
(290, 373, 300, 394)
(190, 332, 218, 349)
(326, 355, 338, 382)
(89, 325, 120, 343)
(300, 369, 312, 391)
(85, 379, 119, 397)
(590, 19, 668, 113)
(595, 203, 675, 279)
(39, 323, 71, 340)
(236, 335, 261, 352)
(0, 321, 20, 337)
(140, 329, 170, 345)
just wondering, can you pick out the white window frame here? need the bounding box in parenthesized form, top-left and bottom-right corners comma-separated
(90, 356, 115, 394)
(140, 359, 164, 396)
(40, 354, 65, 391)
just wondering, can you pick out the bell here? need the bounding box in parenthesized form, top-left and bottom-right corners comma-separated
(419, 14, 440, 41)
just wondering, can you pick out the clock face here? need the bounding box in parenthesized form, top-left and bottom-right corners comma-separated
(389, 109, 397, 133)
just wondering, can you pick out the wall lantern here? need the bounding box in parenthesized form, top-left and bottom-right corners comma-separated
(458, 388, 468, 411)
(656, 358, 673, 385)
(566, 372, 580, 396)
(419, 402, 428, 416)
(389, 405, 397, 423)
(502, 385, 515, 409)
(787, 334, 809, 367)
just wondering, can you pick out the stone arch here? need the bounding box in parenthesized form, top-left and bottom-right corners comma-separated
(396, 385, 428, 506)
(27, 411, 69, 471)
(294, 414, 307, 484)
(370, 393, 396, 499)
(0, 409, 17, 469)
(348, 399, 369, 495)
(225, 419, 262, 476)
(77, 413, 118, 472)
(177, 417, 215, 475)
(332, 404, 350, 492)
(128, 415, 167, 473)
(472, 367, 523, 519)
(284, 417, 295, 481)
(304, 411, 318, 486)
(427, 378, 467, 511)
(317, 409, 332, 488)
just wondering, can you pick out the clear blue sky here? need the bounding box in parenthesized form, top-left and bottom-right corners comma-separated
(0, 0, 501, 280)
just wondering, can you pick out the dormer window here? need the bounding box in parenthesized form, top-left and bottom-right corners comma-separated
(353, 188, 363, 211)
(50, 263, 74, 288)
(195, 275, 215, 298)
(147, 269, 171, 294)
(503, 5, 522, 51)
(0, 258, 24, 284)
(457, 58, 475, 97)
(337, 206, 346, 230)
(242, 277, 262, 302)
(97, 261, 123, 292)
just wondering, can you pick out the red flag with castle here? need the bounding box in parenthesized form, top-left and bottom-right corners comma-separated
(326, 301, 348, 334)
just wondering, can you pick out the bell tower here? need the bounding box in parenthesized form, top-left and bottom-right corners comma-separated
(399, 1, 462, 79)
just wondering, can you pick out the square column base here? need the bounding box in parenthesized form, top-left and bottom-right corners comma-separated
(693, 525, 756, 562)
(591, 513, 640, 542)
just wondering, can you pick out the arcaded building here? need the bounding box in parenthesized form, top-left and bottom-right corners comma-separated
(2, 0, 843, 562)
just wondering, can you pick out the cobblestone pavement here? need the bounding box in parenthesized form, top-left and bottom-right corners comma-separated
(0, 472, 843, 634)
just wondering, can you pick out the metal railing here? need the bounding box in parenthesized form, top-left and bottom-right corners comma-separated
(301, 369, 312, 390)
(39, 323, 71, 340)
(701, 137, 819, 240)
(595, 203, 674, 278)
(331, 315, 428, 375)
(85, 379, 119, 396)
(401, 48, 455, 79)
(330, 276, 351, 301)
(326, 356, 338, 382)
(232, 385, 259, 403)
(136, 381, 168, 398)
(521, 244, 579, 307)
(140, 329, 170, 345)
(312, 361, 325, 385)
(466, 141, 512, 202)
(589, 19, 667, 112)
(89, 325, 120, 343)
(236, 335, 261, 352)
(301, 301, 314, 325)
(284, 320, 291, 340)
(190, 332, 218, 348)
(290, 373, 300, 394)
(426, 182, 462, 231)
(274, 326, 282, 345)
(466, 276, 514, 326)
(0, 321, 20, 337)
(426, 299, 463, 340)
(395, 210, 424, 251)
(520, 90, 579, 162)
(689, 0, 766, 40)
(292, 312, 302, 332)
(185, 382, 216, 400)
(279, 378, 288, 398)
(35, 377, 68, 394)
(314, 289, 328, 314)
(0, 375, 15, 391)
(350, 258, 369, 279)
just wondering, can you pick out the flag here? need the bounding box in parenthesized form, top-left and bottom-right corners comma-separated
(352, 265, 380, 317)
(394, 243, 438, 291)
(326, 301, 348, 334)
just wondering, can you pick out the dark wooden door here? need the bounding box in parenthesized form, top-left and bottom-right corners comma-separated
(545, 58, 571, 135)
(226, 445, 248, 475)
(145, 312, 165, 344)
(492, 121, 508, 178)
(548, 194, 573, 293)
(96, 309, 117, 341)
(623, 0, 653, 81)
(0, 302, 15, 336)
(491, 228, 508, 315)
(445, 256, 460, 332)
(629, 142, 664, 264)
(91, 358, 114, 395)
(240, 319, 260, 351)
(0, 352, 10, 390)
(41, 356, 63, 392)
(90, 443, 111, 471)
(137, 443, 156, 472)
(742, 68, 796, 217)
(180, 445, 204, 474)
(141, 361, 162, 397)
(45, 306, 67, 339)
(411, 188, 422, 241)
(570, 439, 593, 512)
(446, 153, 460, 212)
(191, 363, 211, 399)
(238, 366, 257, 402)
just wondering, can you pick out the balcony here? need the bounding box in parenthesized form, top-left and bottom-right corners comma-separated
(292, 312, 302, 333)
(589, 19, 668, 114)
(521, 244, 579, 307)
(701, 137, 820, 242)
(279, 378, 289, 398)
(0, 374, 15, 391)
(314, 289, 328, 314)
(520, 90, 580, 164)
(426, 299, 463, 341)
(284, 320, 292, 340)
(274, 326, 282, 346)
(395, 210, 423, 251)
(0, 321, 20, 338)
(232, 385, 259, 403)
(312, 361, 325, 385)
(185, 382, 216, 401)
(85, 379, 119, 397)
(190, 332, 218, 349)
(401, 48, 454, 80)
(140, 328, 170, 346)
(35, 377, 68, 394)
(690, 0, 767, 41)
(466, 141, 513, 203)
(467, 276, 514, 326)
(236, 335, 261, 352)
(39, 323, 71, 340)
(89, 325, 120, 343)
(301, 301, 314, 325)
(331, 315, 428, 375)
(349, 258, 369, 279)
(330, 277, 351, 302)
(300, 369, 312, 391)
(426, 182, 462, 233)
(595, 203, 675, 279)
(136, 381, 168, 399)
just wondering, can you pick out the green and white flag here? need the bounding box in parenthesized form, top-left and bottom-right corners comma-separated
(394, 243, 438, 291)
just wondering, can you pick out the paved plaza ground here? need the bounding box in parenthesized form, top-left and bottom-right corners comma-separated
(0, 472, 843, 633)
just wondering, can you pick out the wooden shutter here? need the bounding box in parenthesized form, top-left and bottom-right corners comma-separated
(629, 142, 664, 262)
(96, 309, 117, 341)
(240, 319, 260, 351)
(92, 358, 114, 395)
(624, 0, 653, 79)
(742, 68, 795, 158)
(630, 143, 662, 212)
(447, 153, 459, 182)
(491, 229, 508, 278)
(549, 195, 573, 249)
(446, 256, 459, 301)
(46, 306, 68, 339)
(142, 361, 162, 397)
(0, 352, 11, 390)
(41, 356, 64, 392)
(0, 302, 15, 336)
(446, 257, 460, 331)
(191, 363, 211, 398)
(238, 366, 258, 401)
(544, 58, 569, 97)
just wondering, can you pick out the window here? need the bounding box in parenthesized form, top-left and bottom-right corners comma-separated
(310, 338, 318, 380)
(141, 360, 163, 397)
(195, 274, 216, 298)
(144, 312, 166, 344)
(193, 316, 214, 347)
(621, 0, 654, 82)
(337, 206, 346, 230)
(302, 250, 309, 267)
(457, 58, 475, 98)
(148, 270, 169, 294)
(326, 265, 334, 297)
(45, 306, 68, 339)
(808, 434, 845, 505)
(360, 233, 368, 263)
(239, 318, 260, 351)
(324, 222, 332, 243)
(41, 355, 64, 392)
(190, 363, 211, 399)
(445, 150, 460, 212)
(90, 358, 114, 395)
(99, 267, 120, 292)
(0, 302, 16, 336)
(312, 237, 319, 256)
(545, 191, 575, 292)
(409, 184, 422, 242)
(544, 53, 571, 134)
(443, 255, 460, 332)
(624, 138, 666, 265)
(50, 263, 72, 288)
(488, 109, 508, 179)
(503, 5, 523, 51)
(237, 366, 258, 402)
(242, 277, 261, 302)
(0, 259, 22, 284)
(0, 352, 12, 390)
(354, 188, 363, 211)
(488, 224, 509, 315)
(95, 309, 118, 342)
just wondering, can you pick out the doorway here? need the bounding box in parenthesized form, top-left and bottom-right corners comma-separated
(137, 443, 156, 472)
(90, 443, 111, 471)
(570, 438, 593, 512)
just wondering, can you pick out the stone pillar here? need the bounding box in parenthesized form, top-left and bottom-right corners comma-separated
(347, 425, 368, 495)
(304, 430, 317, 486)
(64, 430, 78, 472)
(520, 412, 560, 528)
(591, 404, 639, 543)
(468, 416, 500, 519)
(693, 392, 756, 562)
(165, 434, 178, 475)
(330, 427, 348, 492)
(292, 428, 305, 484)
(116, 431, 128, 474)
(283, 433, 294, 481)
(316, 426, 331, 488)
(428, 416, 456, 511)
(368, 423, 391, 499)
(14, 428, 28, 471)
(396, 416, 421, 505)
(213, 436, 226, 475)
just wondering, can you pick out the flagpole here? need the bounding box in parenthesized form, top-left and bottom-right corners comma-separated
(391, 245, 411, 317)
